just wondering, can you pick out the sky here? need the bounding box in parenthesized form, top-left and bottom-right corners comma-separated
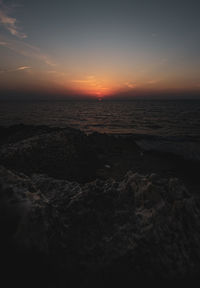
(0, 0, 200, 100)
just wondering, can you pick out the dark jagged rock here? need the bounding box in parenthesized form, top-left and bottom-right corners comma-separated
(1, 166, 200, 286)
(1, 125, 200, 287)
(0, 126, 100, 183)
(1, 125, 200, 192)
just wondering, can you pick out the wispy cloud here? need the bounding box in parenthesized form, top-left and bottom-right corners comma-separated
(0, 65, 31, 74)
(0, 2, 55, 67)
(0, 1, 27, 39)
(125, 81, 136, 89)
(72, 75, 102, 87)
(0, 37, 56, 67)
(71, 75, 109, 94)
(16, 66, 31, 71)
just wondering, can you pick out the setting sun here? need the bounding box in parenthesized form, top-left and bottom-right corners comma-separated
(1, 1, 200, 286)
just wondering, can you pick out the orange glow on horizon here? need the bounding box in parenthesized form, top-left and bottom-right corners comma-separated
(2, 62, 200, 99)
(68, 76, 117, 97)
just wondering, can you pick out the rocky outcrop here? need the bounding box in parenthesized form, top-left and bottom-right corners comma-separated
(0, 126, 100, 182)
(1, 125, 200, 286)
(1, 166, 200, 285)
(0, 125, 142, 184)
(1, 125, 200, 191)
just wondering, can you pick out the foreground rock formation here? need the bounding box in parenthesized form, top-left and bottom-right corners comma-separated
(1, 166, 200, 286)
(1, 124, 199, 188)
(0, 125, 200, 287)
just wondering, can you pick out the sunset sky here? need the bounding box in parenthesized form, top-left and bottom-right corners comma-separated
(0, 0, 200, 99)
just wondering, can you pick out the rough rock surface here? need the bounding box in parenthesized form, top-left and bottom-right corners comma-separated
(0, 125, 100, 182)
(1, 166, 200, 286)
(1, 125, 200, 191)
(1, 125, 200, 287)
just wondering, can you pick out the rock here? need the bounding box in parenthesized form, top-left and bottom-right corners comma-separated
(0, 128, 100, 183)
(1, 165, 200, 284)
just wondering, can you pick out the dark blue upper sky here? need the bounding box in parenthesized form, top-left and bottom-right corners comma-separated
(0, 0, 200, 98)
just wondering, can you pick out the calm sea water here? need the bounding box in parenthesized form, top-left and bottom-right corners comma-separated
(0, 100, 200, 160)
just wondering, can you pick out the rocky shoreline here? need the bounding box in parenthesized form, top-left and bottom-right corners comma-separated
(1, 125, 200, 287)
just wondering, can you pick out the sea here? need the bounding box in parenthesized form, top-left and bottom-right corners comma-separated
(0, 99, 200, 161)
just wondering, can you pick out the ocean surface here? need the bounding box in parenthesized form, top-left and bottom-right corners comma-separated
(0, 99, 200, 160)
